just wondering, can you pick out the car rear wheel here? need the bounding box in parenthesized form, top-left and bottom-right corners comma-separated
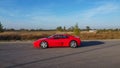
(40, 41, 48, 49)
(70, 41, 77, 48)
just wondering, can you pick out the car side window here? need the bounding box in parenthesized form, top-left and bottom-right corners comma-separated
(61, 35, 68, 39)
(54, 35, 61, 39)
(53, 35, 68, 39)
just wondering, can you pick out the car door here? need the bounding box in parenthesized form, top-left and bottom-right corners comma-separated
(48, 35, 62, 47)
(60, 35, 70, 47)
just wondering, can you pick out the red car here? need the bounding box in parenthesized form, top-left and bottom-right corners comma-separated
(33, 34, 81, 48)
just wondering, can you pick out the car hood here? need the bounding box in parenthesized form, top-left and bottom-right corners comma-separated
(38, 38, 48, 40)
(33, 38, 48, 46)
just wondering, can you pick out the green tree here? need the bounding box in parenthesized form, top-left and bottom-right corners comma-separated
(115, 28, 119, 31)
(0, 22, 4, 32)
(68, 26, 74, 31)
(56, 26, 63, 32)
(86, 26, 91, 31)
(63, 26, 66, 31)
(73, 23, 80, 36)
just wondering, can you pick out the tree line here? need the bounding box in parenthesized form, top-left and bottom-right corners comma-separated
(0, 22, 4, 32)
(0, 22, 120, 34)
(0, 22, 81, 35)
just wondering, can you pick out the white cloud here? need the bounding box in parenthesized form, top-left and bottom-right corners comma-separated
(22, 3, 120, 29)
(82, 3, 119, 20)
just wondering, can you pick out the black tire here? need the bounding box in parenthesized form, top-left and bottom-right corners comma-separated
(70, 41, 77, 48)
(40, 41, 48, 49)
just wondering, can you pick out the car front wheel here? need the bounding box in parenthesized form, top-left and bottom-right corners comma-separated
(70, 41, 77, 48)
(40, 41, 48, 49)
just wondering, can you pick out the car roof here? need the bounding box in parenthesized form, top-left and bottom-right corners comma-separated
(54, 34, 71, 36)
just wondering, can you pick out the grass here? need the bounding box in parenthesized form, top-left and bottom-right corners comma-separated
(0, 31, 120, 41)
(0, 31, 57, 41)
(80, 31, 120, 40)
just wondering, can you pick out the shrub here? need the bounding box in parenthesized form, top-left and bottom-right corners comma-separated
(73, 23, 80, 36)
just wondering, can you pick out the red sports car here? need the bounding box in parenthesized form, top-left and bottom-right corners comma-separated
(33, 34, 81, 48)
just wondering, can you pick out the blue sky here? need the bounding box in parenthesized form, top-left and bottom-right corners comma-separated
(0, 0, 120, 29)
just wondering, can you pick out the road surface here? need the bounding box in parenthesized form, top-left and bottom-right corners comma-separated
(0, 40, 120, 68)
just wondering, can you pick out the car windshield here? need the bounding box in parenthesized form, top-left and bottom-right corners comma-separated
(48, 35, 54, 38)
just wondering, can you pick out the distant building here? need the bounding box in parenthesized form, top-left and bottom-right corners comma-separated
(81, 29, 97, 33)
(89, 30, 97, 33)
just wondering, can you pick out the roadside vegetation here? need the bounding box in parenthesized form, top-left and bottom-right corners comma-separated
(0, 22, 120, 41)
(0, 22, 4, 32)
(0, 29, 120, 41)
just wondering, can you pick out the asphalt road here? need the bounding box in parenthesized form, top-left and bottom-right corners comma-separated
(0, 40, 120, 68)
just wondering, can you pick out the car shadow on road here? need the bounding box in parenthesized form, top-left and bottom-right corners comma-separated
(79, 40, 105, 47)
